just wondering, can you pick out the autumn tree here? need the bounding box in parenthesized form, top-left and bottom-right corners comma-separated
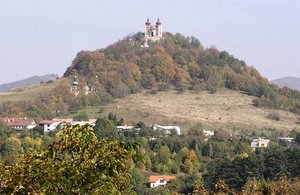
(0, 124, 140, 194)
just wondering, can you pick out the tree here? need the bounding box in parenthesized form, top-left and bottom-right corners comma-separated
(130, 168, 146, 194)
(1, 136, 22, 165)
(0, 124, 140, 194)
(157, 145, 171, 164)
(94, 117, 119, 139)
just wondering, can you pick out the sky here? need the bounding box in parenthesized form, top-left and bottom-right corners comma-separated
(0, 0, 299, 84)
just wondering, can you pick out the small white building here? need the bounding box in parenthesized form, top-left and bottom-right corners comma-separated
(117, 126, 134, 132)
(278, 137, 294, 142)
(149, 175, 176, 188)
(152, 125, 181, 135)
(251, 137, 270, 149)
(71, 120, 95, 126)
(203, 130, 215, 137)
(39, 120, 60, 132)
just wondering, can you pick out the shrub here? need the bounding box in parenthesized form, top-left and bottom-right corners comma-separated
(267, 112, 281, 121)
(158, 82, 170, 91)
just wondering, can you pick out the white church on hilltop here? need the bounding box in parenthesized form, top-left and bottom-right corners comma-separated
(142, 18, 163, 47)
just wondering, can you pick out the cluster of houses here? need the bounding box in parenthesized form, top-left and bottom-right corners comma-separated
(0, 117, 96, 133)
(0, 117, 296, 150)
(0, 117, 182, 137)
(117, 124, 182, 136)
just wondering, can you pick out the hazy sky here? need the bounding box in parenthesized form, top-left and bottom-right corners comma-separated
(0, 0, 299, 84)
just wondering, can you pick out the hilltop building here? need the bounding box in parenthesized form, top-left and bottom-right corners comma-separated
(142, 18, 163, 47)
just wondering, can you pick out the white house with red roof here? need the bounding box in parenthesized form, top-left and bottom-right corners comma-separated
(0, 117, 36, 130)
(39, 120, 60, 132)
(149, 175, 176, 188)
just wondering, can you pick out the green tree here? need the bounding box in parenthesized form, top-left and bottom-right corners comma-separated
(157, 145, 171, 164)
(1, 137, 22, 165)
(0, 124, 139, 194)
(130, 168, 146, 194)
(94, 117, 119, 139)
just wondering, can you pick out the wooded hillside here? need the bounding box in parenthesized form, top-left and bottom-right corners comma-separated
(0, 32, 299, 119)
(64, 32, 300, 114)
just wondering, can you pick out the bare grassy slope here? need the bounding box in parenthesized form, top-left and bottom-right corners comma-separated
(0, 80, 60, 103)
(101, 89, 299, 130)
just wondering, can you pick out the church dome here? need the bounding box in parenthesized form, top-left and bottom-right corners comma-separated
(145, 18, 151, 25)
(156, 18, 161, 25)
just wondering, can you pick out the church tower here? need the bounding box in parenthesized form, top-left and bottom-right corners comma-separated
(155, 18, 162, 37)
(144, 18, 163, 42)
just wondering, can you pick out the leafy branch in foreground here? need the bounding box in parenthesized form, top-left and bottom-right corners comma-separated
(0, 124, 140, 194)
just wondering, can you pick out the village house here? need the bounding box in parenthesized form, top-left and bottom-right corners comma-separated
(71, 119, 96, 126)
(39, 120, 60, 132)
(277, 137, 294, 146)
(0, 117, 37, 130)
(117, 125, 135, 132)
(251, 137, 270, 149)
(278, 137, 294, 142)
(152, 124, 181, 136)
(53, 118, 96, 126)
(149, 175, 176, 188)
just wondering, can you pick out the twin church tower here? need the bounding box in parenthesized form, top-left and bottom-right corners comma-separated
(142, 18, 163, 47)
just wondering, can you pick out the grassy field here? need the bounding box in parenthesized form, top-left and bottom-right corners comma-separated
(0, 79, 61, 103)
(73, 89, 300, 133)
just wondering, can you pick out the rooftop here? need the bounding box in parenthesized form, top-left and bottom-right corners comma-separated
(149, 175, 176, 183)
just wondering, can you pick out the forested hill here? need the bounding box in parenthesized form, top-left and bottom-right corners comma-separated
(64, 32, 266, 95)
(64, 32, 300, 114)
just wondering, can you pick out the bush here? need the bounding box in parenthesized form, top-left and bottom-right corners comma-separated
(149, 89, 157, 94)
(267, 112, 281, 121)
(158, 82, 170, 91)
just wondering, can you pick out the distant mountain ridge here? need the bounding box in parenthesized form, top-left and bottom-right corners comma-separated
(0, 74, 59, 93)
(271, 77, 300, 91)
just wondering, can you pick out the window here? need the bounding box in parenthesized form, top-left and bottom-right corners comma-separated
(160, 179, 165, 183)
